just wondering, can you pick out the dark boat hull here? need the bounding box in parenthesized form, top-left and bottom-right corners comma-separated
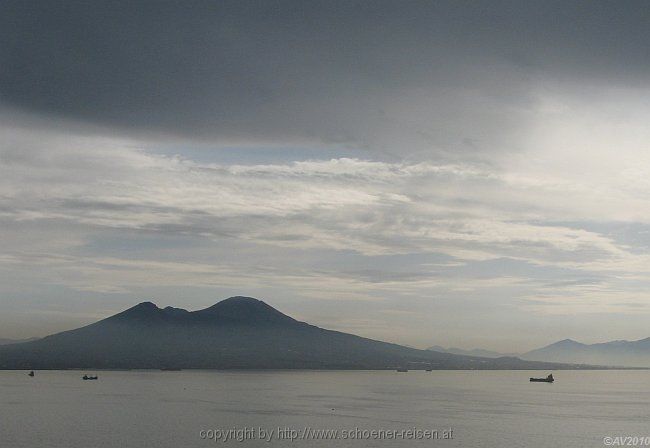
(529, 378, 553, 382)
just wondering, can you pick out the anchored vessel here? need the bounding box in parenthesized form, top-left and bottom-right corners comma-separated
(530, 373, 554, 383)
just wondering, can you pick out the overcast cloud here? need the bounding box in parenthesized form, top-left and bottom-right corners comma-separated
(2, 1, 650, 351)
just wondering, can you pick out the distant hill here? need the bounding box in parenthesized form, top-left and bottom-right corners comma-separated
(428, 345, 517, 358)
(522, 338, 650, 367)
(0, 337, 38, 346)
(0, 297, 593, 370)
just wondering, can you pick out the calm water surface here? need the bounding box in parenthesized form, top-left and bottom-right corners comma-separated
(1, 370, 648, 448)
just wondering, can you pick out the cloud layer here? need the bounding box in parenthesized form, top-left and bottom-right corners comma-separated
(3, 122, 650, 348)
(3, 1, 650, 158)
(3, 1, 650, 350)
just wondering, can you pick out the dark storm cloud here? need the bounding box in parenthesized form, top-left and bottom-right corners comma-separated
(2, 0, 649, 153)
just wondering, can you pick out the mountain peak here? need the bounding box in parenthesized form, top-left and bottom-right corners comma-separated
(197, 296, 296, 324)
(206, 296, 270, 310)
(135, 301, 159, 310)
(108, 301, 162, 322)
(221, 296, 263, 305)
(102, 297, 297, 327)
(122, 301, 160, 314)
(554, 339, 582, 346)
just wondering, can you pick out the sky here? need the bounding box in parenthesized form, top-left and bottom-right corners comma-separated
(2, 1, 650, 352)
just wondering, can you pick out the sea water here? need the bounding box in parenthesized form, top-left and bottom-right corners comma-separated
(1, 370, 648, 447)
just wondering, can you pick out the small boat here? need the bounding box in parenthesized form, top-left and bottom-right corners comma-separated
(396, 368, 408, 372)
(28, 371, 35, 377)
(425, 369, 432, 372)
(82, 375, 99, 380)
(530, 374, 554, 383)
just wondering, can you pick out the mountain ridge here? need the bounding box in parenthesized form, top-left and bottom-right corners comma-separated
(427, 345, 517, 359)
(0, 297, 602, 370)
(522, 337, 650, 367)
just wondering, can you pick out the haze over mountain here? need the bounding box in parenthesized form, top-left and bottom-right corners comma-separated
(428, 345, 517, 359)
(0, 338, 38, 346)
(521, 338, 650, 368)
(427, 338, 650, 368)
(0, 297, 583, 370)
